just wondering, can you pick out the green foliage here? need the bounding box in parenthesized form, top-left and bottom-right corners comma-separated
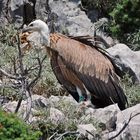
(82, 0, 140, 49)
(82, 0, 120, 15)
(0, 109, 41, 140)
(121, 74, 140, 107)
(109, 0, 140, 46)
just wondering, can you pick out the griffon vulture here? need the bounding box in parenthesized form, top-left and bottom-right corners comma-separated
(22, 19, 128, 110)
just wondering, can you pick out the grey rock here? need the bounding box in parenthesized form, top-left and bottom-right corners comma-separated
(107, 44, 140, 83)
(77, 124, 97, 140)
(0, 0, 36, 27)
(48, 95, 60, 106)
(50, 107, 65, 124)
(62, 95, 78, 105)
(104, 104, 140, 140)
(32, 94, 48, 109)
(35, 0, 47, 21)
(48, 0, 94, 35)
(85, 104, 120, 124)
(0, 95, 10, 105)
(2, 100, 28, 118)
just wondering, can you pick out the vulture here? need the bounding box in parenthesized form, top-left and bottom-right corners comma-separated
(22, 19, 128, 110)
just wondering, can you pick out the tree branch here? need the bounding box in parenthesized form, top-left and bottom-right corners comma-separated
(0, 68, 23, 80)
(27, 55, 47, 90)
(56, 131, 79, 140)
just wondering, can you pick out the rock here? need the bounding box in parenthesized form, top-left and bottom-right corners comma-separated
(47, 0, 94, 36)
(85, 104, 120, 124)
(47, 0, 116, 46)
(2, 100, 28, 118)
(0, 0, 36, 27)
(77, 124, 97, 140)
(35, 0, 47, 21)
(32, 94, 48, 109)
(0, 95, 10, 105)
(107, 44, 140, 83)
(103, 104, 140, 140)
(62, 95, 78, 105)
(50, 107, 65, 124)
(2, 99, 38, 122)
(48, 95, 60, 106)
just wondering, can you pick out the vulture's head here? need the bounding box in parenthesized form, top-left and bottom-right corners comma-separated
(22, 19, 50, 46)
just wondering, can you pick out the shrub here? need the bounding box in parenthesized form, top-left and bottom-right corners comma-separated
(109, 0, 140, 46)
(121, 74, 140, 107)
(81, 0, 120, 16)
(0, 109, 41, 140)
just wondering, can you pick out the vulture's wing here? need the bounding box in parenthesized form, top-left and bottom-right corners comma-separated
(50, 33, 127, 110)
(49, 50, 84, 102)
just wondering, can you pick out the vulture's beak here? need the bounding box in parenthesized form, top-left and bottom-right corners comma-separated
(22, 26, 37, 33)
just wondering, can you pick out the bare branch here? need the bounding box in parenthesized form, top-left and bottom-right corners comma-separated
(14, 34, 32, 122)
(56, 131, 79, 140)
(15, 97, 23, 113)
(48, 132, 58, 140)
(16, 34, 25, 76)
(0, 68, 23, 80)
(27, 55, 47, 90)
(86, 130, 95, 137)
(0, 83, 21, 88)
(23, 90, 32, 121)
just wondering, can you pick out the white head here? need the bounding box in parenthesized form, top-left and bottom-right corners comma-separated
(22, 19, 50, 46)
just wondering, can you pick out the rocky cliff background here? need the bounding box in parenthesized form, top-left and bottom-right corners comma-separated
(0, 0, 140, 140)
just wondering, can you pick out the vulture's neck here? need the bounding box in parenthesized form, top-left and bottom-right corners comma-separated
(40, 29, 50, 47)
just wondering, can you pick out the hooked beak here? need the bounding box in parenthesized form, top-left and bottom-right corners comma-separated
(22, 26, 38, 33)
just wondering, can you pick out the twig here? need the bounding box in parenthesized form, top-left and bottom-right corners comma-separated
(0, 68, 23, 80)
(17, 33, 25, 76)
(109, 112, 140, 140)
(86, 130, 95, 137)
(27, 55, 47, 90)
(56, 131, 79, 140)
(0, 83, 21, 88)
(23, 90, 32, 121)
(15, 97, 23, 113)
(15, 34, 32, 122)
(48, 132, 58, 140)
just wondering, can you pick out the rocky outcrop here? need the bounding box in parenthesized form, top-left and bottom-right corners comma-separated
(2, 93, 140, 139)
(0, 0, 115, 46)
(0, 0, 36, 27)
(77, 124, 97, 140)
(107, 44, 140, 83)
(103, 104, 140, 140)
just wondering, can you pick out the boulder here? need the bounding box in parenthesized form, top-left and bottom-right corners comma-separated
(107, 44, 140, 83)
(104, 104, 140, 140)
(47, 0, 94, 36)
(62, 95, 78, 105)
(32, 94, 49, 109)
(85, 104, 120, 124)
(48, 95, 60, 106)
(47, 0, 115, 47)
(77, 124, 97, 140)
(50, 107, 66, 124)
(2, 100, 29, 118)
(0, 0, 36, 27)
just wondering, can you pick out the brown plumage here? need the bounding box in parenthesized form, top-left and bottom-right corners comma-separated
(48, 33, 127, 110)
(22, 20, 128, 110)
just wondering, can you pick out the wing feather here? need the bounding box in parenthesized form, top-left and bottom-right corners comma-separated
(49, 49, 87, 102)
(49, 50, 79, 102)
(50, 33, 127, 109)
